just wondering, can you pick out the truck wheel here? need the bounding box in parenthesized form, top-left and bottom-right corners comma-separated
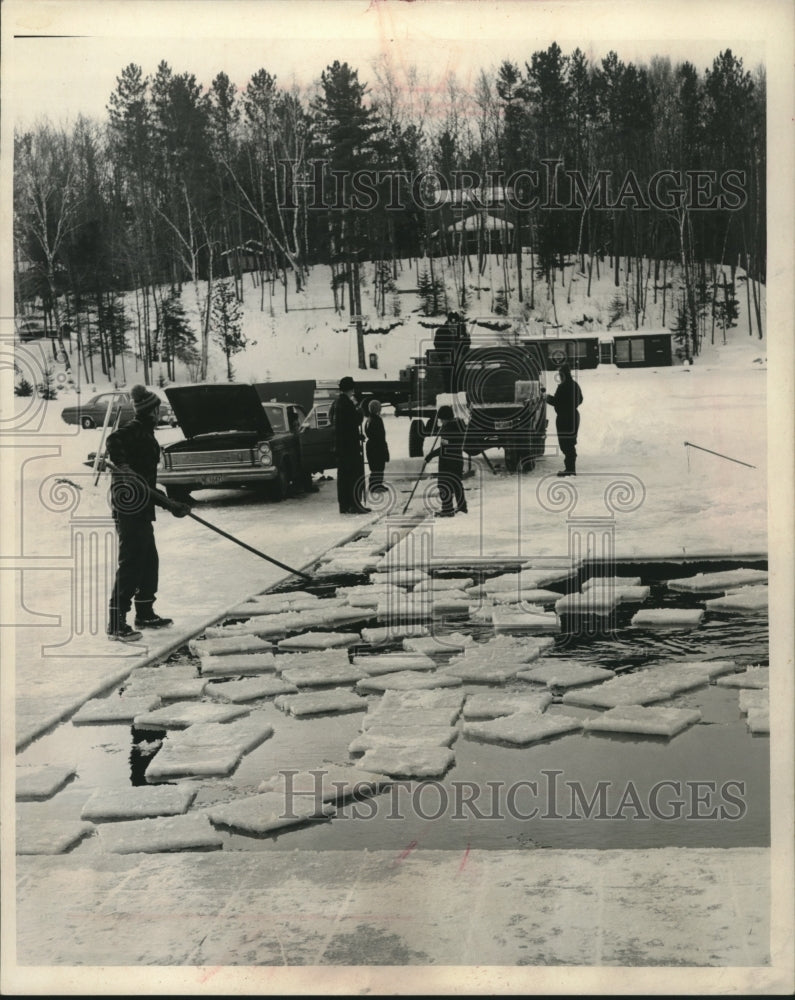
(81, 416, 95, 429)
(408, 419, 425, 458)
(165, 485, 192, 502)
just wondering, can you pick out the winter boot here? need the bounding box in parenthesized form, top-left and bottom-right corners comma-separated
(107, 608, 142, 643)
(134, 601, 173, 629)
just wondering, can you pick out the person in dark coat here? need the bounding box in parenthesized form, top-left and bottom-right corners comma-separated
(425, 404, 469, 517)
(364, 398, 390, 495)
(106, 385, 190, 641)
(546, 362, 583, 476)
(333, 376, 370, 514)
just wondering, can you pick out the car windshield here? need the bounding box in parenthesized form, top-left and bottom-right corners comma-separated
(263, 405, 286, 432)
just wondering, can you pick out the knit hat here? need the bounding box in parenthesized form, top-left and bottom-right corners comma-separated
(339, 376, 355, 391)
(130, 384, 160, 416)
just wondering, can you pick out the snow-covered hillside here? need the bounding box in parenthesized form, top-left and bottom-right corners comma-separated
(27, 253, 766, 397)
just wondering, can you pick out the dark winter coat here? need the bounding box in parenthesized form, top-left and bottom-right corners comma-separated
(332, 392, 364, 468)
(364, 414, 390, 469)
(547, 378, 583, 434)
(106, 418, 169, 521)
(427, 417, 467, 473)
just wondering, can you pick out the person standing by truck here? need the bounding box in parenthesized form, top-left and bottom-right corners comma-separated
(332, 376, 370, 514)
(364, 398, 389, 495)
(425, 404, 469, 517)
(546, 362, 583, 476)
(106, 385, 190, 641)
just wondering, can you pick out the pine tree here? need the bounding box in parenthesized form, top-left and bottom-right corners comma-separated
(211, 281, 247, 380)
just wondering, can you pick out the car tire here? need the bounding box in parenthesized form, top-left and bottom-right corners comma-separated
(165, 486, 193, 502)
(268, 461, 291, 502)
(81, 416, 95, 429)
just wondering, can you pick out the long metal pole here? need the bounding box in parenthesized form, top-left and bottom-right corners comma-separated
(186, 511, 313, 581)
(683, 441, 756, 469)
(402, 431, 441, 515)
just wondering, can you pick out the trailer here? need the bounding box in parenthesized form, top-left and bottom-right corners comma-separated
(519, 336, 600, 370)
(612, 330, 674, 367)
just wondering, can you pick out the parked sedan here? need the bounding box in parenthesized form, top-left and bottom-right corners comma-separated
(158, 383, 336, 502)
(61, 391, 178, 429)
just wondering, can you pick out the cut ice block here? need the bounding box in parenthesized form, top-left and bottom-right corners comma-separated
(362, 707, 462, 729)
(464, 712, 582, 746)
(666, 568, 768, 593)
(352, 653, 436, 675)
(705, 586, 768, 614)
(442, 657, 527, 684)
(16, 764, 76, 802)
(490, 589, 563, 606)
(349, 724, 459, 753)
(561, 664, 711, 709)
(144, 715, 274, 782)
(555, 593, 619, 616)
(72, 694, 161, 724)
(208, 792, 334, 834)
(402, 632, 474, 655)
(746, 708, 770, 734)
(134, 701, 249, 730)
(189, 635, 273, 657)
(279, 662, 369, 687)
(373, 688, 466, 713)
(357, 745, 455, 779)
(671, 659, 738, 679)
(204, 612, 305, 638)
(81, 785, 197, 822)
(580, 584, 651, 604)
(16, 808, 94, 855)
(581, 576, 642, 590)
(492, 607, 560, 633)
(274, 689, 368, 716)
(583, 705, 702, 738)
(517, 659, 615, 689)
(154, 679, 209, 701)
(468, 568, 573, 596)
(413, 576, 474, 593)
(205, 676, 298, 702)
(630, 608, 704, 629)
(360, 623, 429, 645)
(462, 691, 553, 719)
(277, 631, 361, 650)
(98, 813, 223, 853)
(738, 688, 769, 714)
(356, 671, 463, 693)
(199, 652, 280, 677)
(715, 667, 769, 689)
(338, 586, 401, 608)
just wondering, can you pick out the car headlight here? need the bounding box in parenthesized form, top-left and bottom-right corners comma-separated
(258, 442, 273, 466)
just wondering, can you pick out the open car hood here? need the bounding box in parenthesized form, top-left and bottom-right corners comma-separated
(165, 384, 273, 439)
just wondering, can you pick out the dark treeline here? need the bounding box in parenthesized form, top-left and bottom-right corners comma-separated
(14, 45, 765, 380)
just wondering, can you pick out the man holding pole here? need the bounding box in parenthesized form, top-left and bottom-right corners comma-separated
(106, 385, 190, 642)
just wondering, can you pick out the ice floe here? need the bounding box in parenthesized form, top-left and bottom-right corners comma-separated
(134, 701, 249, 730)
(16, 764, 76, 801)
(144, 715, 274, 781)
(81, 785, 197, 822)
(98, 813, 223, 853)
(462, 691, 553, 719)
(516, 659, 615, 689)
(199, 652, 280, 677)
(208, 792, 335, 834)
(72, 694, 161, 724)
(463, 712, 583, 746)
(583, 705, 702, 737)
(357, 745, 455, 779)
(665, 568, 767, 593)
(274, 689, 368, 716)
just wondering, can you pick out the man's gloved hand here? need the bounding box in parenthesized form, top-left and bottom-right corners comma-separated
(168, 500, 191, 518)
